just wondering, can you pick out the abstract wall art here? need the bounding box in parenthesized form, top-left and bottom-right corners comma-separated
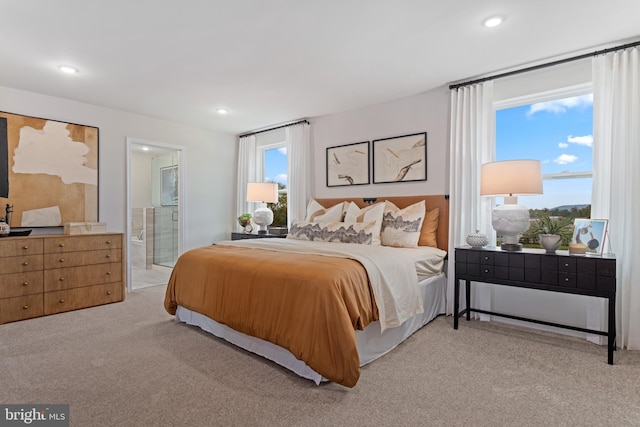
(326, 141, 369, 187)
(0, 111, 99, 227)
(372, 132, 427, 184)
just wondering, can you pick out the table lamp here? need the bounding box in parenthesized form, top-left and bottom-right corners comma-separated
(246, 182, 278, 234)
(480, 160, 543, 251)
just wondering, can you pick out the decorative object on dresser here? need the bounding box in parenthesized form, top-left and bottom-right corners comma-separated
(63, 221, 108, 235)
(0, 233, 124, 324)
(454, 246, 617, 364)
(480, 160, 543, 251)
(465, 230, 488, 248)
(246, 182, 278, 234)
(571, 219, 608, 256)
(372, 132, 427, 184)
(326, 141, 370, 187)
(237, 213, 253, 233)
(0, 218, 9, 236)
(0, 111, 98, 228)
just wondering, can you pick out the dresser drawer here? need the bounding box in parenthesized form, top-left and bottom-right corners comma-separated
(0, 238, 43, 256)
(0, 294, 44, 324)
(44, 282, 122, 315)
(44, 248, 122, 269)
(0, 254, 43, 274)
(0, 271, 44, 298)
(44, 263, 122, 292)
(44, 234, 122, 254)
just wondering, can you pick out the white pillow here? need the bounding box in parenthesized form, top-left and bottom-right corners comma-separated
(287, 221, 375, 244)
(380, 200, 426, 248)
(303, 199, 347, 223)
(343, 202, 385, 245)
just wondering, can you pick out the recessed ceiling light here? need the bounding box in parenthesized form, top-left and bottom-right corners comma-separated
(58, 65, 79, 74)
(483, 16, 504, 28)
(216, 108, 228, 115)
(142, 146, 150, 151)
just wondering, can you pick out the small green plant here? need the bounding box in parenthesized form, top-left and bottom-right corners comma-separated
(526, 215, 574, 245)
(238, 213, 252, 221)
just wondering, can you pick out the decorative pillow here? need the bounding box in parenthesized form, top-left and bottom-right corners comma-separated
(343, 202, 385, 245)
(380, 201, 426, 248)
(418, 207, 439, 248)
(303, 199, 347, 223)
(287, 221, 375, 244)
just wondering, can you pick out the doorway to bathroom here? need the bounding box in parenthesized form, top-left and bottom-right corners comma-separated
(126, 137, 185, 291)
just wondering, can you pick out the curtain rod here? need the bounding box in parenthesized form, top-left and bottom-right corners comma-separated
(449, 40, 640, 90)
(239, 119, 310, 138)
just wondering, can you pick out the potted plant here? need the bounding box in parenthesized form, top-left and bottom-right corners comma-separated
(237, 213, 253, 233)
(528, 215, 574, 253)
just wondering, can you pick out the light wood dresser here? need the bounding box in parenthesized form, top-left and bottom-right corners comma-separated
(0, 232, 124, 324)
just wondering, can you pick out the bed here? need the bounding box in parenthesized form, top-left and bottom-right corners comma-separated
(164, 195, 449, 387)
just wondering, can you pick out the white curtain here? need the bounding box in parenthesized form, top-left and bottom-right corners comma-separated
(447, 81, 495, 316)
(236, 134, 257, 230)
(592, 47, 640, 350)
(286, 122, 311, 227)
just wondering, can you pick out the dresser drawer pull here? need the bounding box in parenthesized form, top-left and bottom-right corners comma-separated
(59, 243, 64, 248)
(106, 254, 111, 258)
(106, 240, 112, 245)
(59, 299, 65, 304)
(107, 291, 112, 296)
(564, 263, 570, 267)
(59, 258, 65, 263)
(59, 277, 65, 281)
(22, 282, 29, 286)
(22, 262, 29, 266)
(106, 271, 111, 275)
(484, 269, 489, 273)
(23, 305, 29, 310)
(565, 277, 570, 282)
(22, 245, 28, 250)
(484, 256, 489, 260)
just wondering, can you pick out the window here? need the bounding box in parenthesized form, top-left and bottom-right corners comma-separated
(260, 143, 287, 227)
(495, 86, 593, 245)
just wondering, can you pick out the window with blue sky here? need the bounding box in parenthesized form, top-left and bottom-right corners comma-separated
(496, 93, 593, 210)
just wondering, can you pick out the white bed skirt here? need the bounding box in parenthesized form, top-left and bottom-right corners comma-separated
(175, 272, 447, 385)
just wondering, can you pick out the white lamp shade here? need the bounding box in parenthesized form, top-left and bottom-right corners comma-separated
(480, 160, 543, 197)
(246, 182, 278, 203)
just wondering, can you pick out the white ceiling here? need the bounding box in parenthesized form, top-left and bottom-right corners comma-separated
(1, 1, 639, 135)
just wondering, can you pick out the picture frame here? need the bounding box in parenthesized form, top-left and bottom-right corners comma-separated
(0, 111, 99, 227)
(326, 141, 370, 187)
(372, 132, 427, 184)
(160, 165, 178, 206)
(571, 218, 608, 255)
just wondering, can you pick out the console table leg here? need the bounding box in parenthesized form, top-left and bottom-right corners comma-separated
(454, 276, 460, 329)
(465, 280, 471, 321)
(608, 294, 616, 365)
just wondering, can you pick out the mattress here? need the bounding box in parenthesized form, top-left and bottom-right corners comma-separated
(174, 271, 446, 385)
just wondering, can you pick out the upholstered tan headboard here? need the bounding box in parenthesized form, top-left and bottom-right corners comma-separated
(315, 195, 449, 252)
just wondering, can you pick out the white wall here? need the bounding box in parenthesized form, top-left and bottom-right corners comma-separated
(0, 85, 236, 250)
(311, 85, 450, 199)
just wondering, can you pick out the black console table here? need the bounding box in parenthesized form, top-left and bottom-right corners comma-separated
(454, 246, 617, 364)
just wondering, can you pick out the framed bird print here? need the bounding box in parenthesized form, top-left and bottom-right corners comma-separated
(372, 132, 427, 184)
(326, 141, 370, 187)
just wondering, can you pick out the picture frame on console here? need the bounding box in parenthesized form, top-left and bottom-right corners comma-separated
(372, 132, 427, 184)
(326, 141, 370, 187)
(571, 218, 608, 256)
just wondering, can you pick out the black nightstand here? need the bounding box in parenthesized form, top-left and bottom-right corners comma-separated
(454, 246, 617, 364)
(231, 232, 287, 240)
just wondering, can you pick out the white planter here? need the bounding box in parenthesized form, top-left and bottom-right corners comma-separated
(539, 234, 562, 253)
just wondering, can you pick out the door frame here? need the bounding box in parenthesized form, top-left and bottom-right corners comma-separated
(125, 137, 186, 292)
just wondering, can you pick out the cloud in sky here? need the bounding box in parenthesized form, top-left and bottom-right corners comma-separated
(528, 94, 593, 116)
(275, 173, 287, 184)
(558, 142, 569, 148)
(554, 154, 578, 165)
(567, 134, 593, 147)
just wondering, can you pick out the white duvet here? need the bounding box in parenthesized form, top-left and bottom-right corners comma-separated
(219, 238, 446, 332)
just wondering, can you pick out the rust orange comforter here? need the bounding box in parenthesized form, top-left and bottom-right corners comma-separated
(164, 244, 378, 387)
